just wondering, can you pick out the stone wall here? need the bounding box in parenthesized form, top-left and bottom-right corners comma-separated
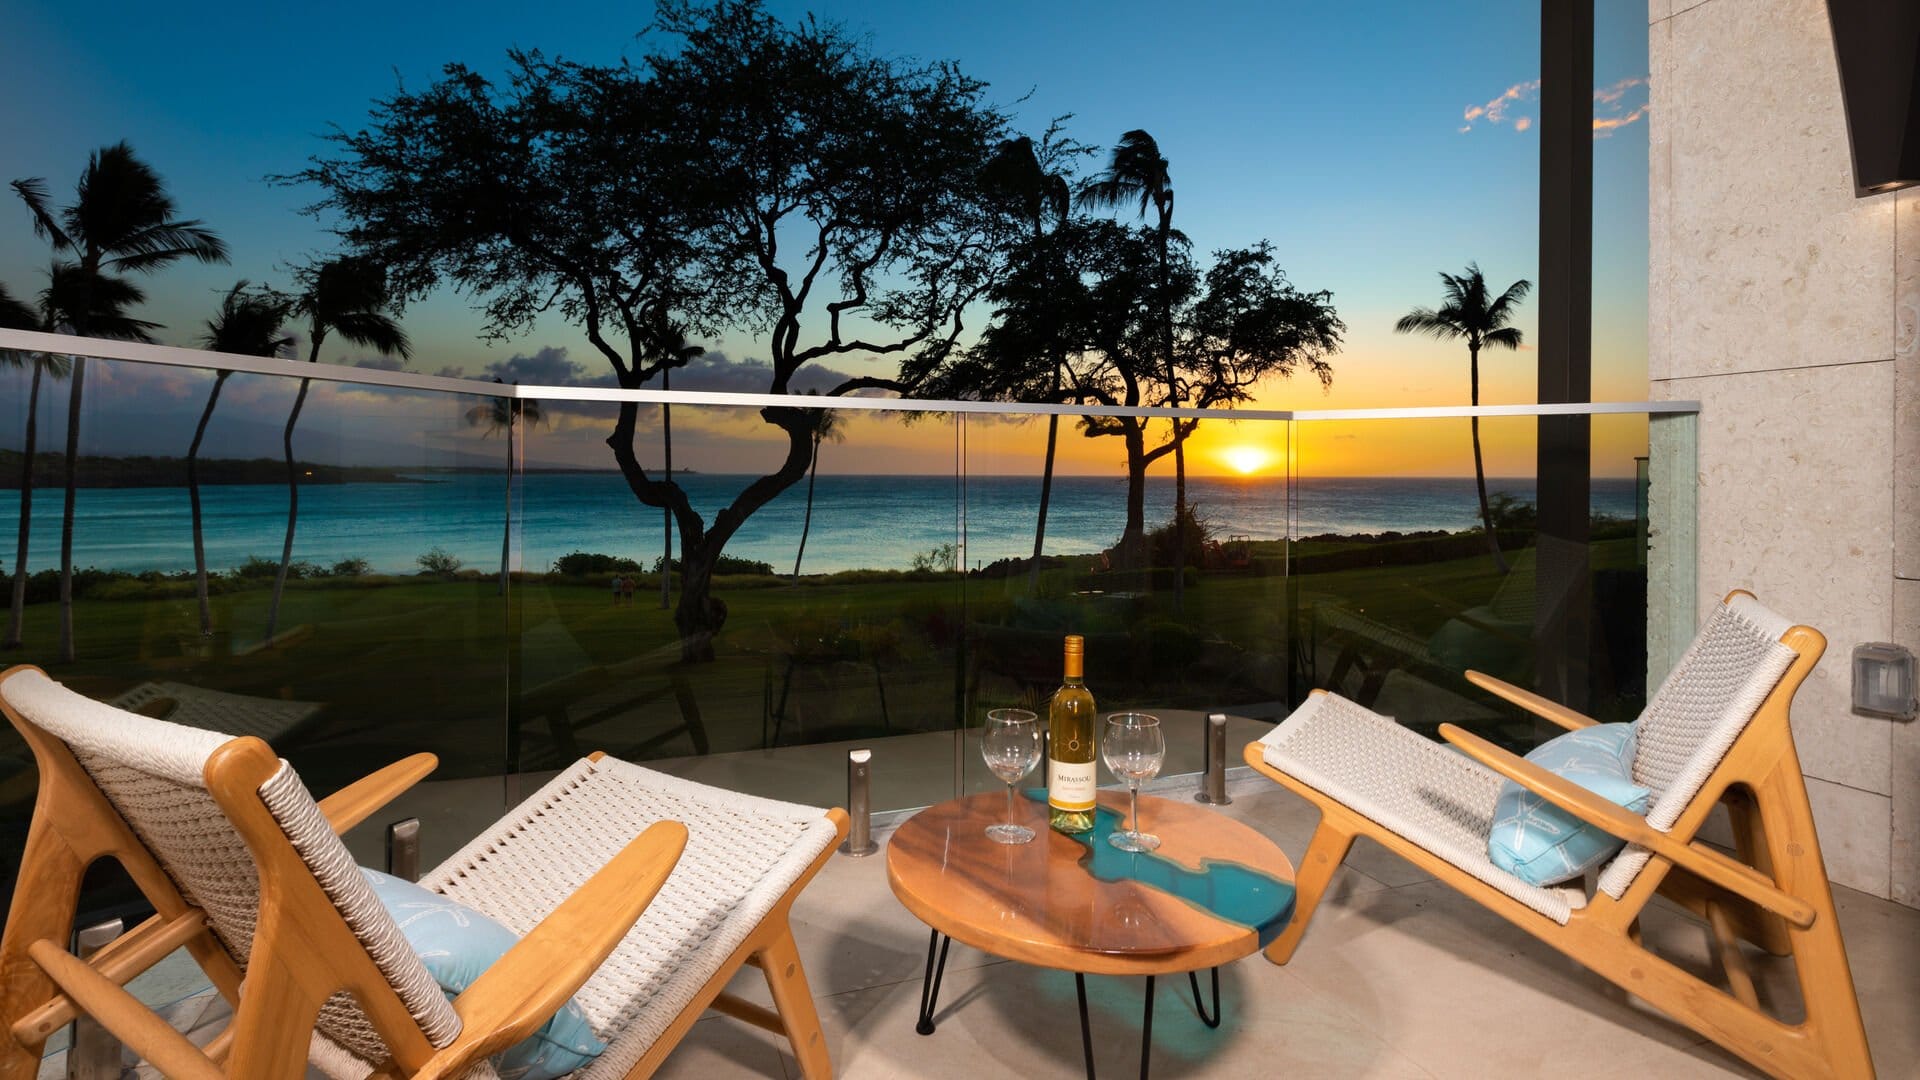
(1649, 0, 1917, 904)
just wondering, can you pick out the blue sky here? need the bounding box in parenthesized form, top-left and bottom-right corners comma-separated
(0, 0, 1652, 474)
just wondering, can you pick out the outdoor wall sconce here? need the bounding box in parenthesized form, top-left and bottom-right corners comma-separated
(1851, 642, 1917, 720)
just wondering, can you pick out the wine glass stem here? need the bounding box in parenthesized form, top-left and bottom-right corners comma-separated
(1128, 782, 1139, 838)
(1006, 780, 1016, 828)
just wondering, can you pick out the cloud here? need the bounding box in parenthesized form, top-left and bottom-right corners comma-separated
(352, 355, 408, 372)
(480, 346, 591, 386)
(1459, 79, 1541, 132)
(1592, 103, 1651, 138)
(1457, 74, 1650, 139)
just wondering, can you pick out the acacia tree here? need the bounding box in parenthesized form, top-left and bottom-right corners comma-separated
(194, 281, 294, 634)
(299, 0, 1006, 660)
(1067, 224, 1342, 559)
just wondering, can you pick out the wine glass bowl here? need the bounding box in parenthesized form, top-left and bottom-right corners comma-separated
(1101, 712, 1164, 852)
(982, 708, 1042, 844)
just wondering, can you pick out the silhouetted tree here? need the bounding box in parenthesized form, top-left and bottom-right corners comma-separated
(467, 379, 545, 595)
(791, 396, 845, 578)
(266, 256, 410, 640)
(645, 320, 704, 609)
(12, 144, 226, 660)
(299, 0, 1007, 660)
(194, 281, 294, 633)
(1082, 130, 1188, 605)
(1394, 263, 1530, 573)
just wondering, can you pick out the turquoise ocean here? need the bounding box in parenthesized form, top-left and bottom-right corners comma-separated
(0, 474, 1640, 577)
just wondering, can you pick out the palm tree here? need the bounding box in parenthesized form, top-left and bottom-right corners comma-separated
(193, 282, 293, 633)
(13, 145, 226, 661)
(790, 398, 845, 579)
(466, 380, 544, 594)
(980, 135, 1074, 593)
(1394, 263, 1532, 573)
(267, 257, 410, 640)
(0, 282, 62, 651)
(1081, 130, 1186, 604)
(645, 322, 703, 609)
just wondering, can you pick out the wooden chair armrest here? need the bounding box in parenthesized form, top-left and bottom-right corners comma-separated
(1464, 671, 1598, 732)
(411, 820, 689, 1080)
(1437, 724, 1817, 930)
(317, 753, 439, 835)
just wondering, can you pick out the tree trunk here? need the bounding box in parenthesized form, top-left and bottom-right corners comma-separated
(188, 370, 231, 635)
(6, 360, 45, 649)
(266, 376, 313, 641)
(793, 438, 820, 578)
(498, 412, 512, 595)
(56, 357, 84, 664)
(1468, 341, 1510, 574)
(1118, 420, 1149, 569)
(1160, 221, 1186, 611)
(661, 368, 673, 609)
(673, 536, 725, 662)
(1027, 408, 1060, 594)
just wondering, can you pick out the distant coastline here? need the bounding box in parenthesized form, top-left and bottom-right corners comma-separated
(0, 451, 428, 489)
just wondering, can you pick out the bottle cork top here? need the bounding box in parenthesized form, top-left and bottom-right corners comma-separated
(1063, 634, 1084, 653)
(1062, 634, 1084, 678)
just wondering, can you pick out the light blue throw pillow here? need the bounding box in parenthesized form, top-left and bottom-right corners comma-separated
(361, 868, 605, 1080)
(1487, 723, 1649, 886)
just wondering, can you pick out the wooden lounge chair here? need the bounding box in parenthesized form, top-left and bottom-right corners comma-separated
(1246, 591, 1873, 1079)
(0, 664, 848, 1079)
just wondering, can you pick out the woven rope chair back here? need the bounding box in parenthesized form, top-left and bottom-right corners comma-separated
(0, 670, 460, 1061)
(1593, 593, 1800, 898)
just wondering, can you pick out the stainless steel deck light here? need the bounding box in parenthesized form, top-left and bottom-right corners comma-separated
(1851, 642, 1916, 720)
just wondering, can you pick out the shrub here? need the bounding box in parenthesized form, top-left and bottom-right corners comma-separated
(555, 551, 645, 576)
(330, 557, 372, 577)
(910, 542, 959, 574)
(233, 555, 320, 580)
(1146, 502, 1213, 570)
(416, 547, 463, 576)
(651, 553, 775, 576)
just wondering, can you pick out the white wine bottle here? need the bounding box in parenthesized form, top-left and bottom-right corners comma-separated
(1047, 634, 1097, 835)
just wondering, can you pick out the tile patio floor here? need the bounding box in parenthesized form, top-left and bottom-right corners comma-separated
(654, 777, 1920, 1079)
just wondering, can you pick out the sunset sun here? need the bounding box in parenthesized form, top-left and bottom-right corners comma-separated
(1221, 445, 1270, 476)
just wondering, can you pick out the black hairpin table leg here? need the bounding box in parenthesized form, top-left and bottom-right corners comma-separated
(1187, 967, 1221, 1028)
(916, 929, 951, 1035)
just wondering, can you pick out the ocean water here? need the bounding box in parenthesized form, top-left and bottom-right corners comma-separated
(0, 473, 1639, 577)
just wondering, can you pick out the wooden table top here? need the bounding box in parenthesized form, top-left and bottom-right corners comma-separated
(886, 789, 1296, 976)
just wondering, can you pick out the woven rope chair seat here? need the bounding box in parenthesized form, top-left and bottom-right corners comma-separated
(1260, 692, 1585, 924)
(110, 681, 323, 744)
(310, 756, 840, 1080)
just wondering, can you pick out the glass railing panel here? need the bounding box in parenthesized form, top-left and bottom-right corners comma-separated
(957, 410, 1297, 795)
(509, 398, 963, 814)
(1291, 410, 1659, 752)
(0, 349, 512, 919)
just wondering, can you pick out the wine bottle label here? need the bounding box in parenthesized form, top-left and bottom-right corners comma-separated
(1048, 759, 1095, 812)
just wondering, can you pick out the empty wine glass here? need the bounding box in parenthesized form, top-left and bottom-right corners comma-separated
(1102, 712, 1164, 852)
(982, 708, 1042, 844)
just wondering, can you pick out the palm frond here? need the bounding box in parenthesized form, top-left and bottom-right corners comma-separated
(10, 178, 72, 250)
(1392, 307, 1463, 340)
(1486, 277, 1533, 323)
(327, 310, 412, 359)
(0, 282, 37, 330)
(105, 219, 230, 271)
(1482, 326, 1525, 351)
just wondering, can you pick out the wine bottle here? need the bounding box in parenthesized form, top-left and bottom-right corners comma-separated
(1047, 634, 1097, 835)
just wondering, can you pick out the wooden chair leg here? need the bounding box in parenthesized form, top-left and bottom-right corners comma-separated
(1263, 812, 1356, 965)
(756, 916, 831, 1080)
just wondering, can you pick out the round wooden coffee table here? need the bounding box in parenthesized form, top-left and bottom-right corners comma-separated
(886, 789, 1296, 1079)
